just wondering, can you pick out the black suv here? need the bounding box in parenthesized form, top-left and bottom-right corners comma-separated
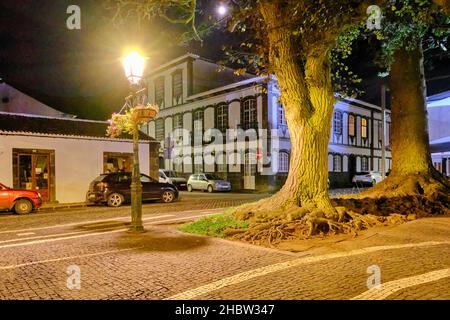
(86, 172, 178, 207)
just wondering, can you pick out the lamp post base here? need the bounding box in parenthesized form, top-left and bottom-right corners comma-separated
(127, 225, 146, 233)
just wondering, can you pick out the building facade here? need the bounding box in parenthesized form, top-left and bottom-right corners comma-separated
(0, 112, 158, 203)
(428, 90, 450, 176)
(142, 54, 393, 191)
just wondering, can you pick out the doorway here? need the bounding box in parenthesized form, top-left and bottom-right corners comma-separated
(348, 155, 356, 184)
(243, 152, 256, 190)
(13, 149, 55, 202)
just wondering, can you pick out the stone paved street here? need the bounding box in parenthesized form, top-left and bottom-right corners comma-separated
(0, 191, 449, 300)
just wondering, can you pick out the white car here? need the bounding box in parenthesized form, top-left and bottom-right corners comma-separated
(352, 171, 383, 186)
(158, 169, 187, 190)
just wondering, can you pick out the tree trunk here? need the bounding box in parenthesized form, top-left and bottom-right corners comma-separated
(336, 42, 450, 216)
(233, 2, 336, 219)
(390, 43, 434, 176)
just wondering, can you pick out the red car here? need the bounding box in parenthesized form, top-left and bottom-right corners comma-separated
(0, 182, 42, 214)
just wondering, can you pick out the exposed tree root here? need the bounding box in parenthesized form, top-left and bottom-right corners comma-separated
(334, 172, 450, 217)
(227, 203, 410, 247)
(226, 172, 449, 247)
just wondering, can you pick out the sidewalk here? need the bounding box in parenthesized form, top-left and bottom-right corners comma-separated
(40, 201, 93, 211)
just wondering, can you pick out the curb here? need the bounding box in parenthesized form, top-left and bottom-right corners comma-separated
(39, 203, 94, 211)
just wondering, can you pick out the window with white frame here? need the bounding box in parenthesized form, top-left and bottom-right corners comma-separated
(155, 118, 164, 141)
(333, 154, 342, 172)
(243, 98, 257, 129)
(378, 121, 383, 147)
(173, 113, 183, 130)
(277, 103, 287, 128)
(174, 158, 183, 173)
(155, 77, 165, 108)
(361, 156, 369, 171)
(279, 152, 289, 173)
(216, 104, 228, 131)
(216, 153, 227, 172)
(333, 111, 343, 135)
(172, 70, 183, 105)
(194, 163, 203, 173)
(193, 109, 203, 145)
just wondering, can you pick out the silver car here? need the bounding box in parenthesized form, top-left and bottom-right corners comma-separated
(187, 173, 232, 192)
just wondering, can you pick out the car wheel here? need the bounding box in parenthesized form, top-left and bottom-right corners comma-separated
(187, 184, 193, 192)
(207, 185, 213, 193)
(161, 190, 175, 203)
(14, 199, 33, 215)
(107, 193, 124, 207)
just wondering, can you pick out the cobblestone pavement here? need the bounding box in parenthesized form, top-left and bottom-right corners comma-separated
(0, 192, 448, 300)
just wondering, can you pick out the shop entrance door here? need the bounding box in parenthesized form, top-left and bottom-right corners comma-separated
(17, 153, 51, 202)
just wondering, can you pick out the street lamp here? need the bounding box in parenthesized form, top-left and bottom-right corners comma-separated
(123, 51, 146, 233)
(217, 4, 228, 16)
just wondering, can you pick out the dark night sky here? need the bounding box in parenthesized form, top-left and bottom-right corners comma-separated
(0, 0, 213, 120)
(1, 1, 450, 120)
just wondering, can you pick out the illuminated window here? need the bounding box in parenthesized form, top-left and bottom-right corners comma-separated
(348, 114, 355, 138)
(361, 117, 368, 139)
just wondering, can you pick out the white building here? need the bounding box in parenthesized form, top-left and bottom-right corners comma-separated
(428, 90, 450, 176)
(142, 54, 393, 190)
(0, 84, 158, 204)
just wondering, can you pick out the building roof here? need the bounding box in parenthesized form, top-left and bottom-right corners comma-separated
(0, 112, 155, 142)
(427, 90, 450, 108)
(430, 135, 450, 153)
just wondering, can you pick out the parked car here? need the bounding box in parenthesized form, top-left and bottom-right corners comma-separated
(159, 169, 187, 190)
(0, 182, 42, 214)
(352, 171, 383, 186)
(187, 173, 232, 192)
(86, 172, 179, 207)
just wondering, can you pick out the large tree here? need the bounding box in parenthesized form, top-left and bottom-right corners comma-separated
(335, 0, 450, 216)
(109, 0, 419, 240)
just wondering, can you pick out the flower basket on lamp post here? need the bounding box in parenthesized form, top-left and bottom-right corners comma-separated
(132, 104, 159, 123)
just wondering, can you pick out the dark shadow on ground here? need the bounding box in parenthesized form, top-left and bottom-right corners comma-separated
(112, 227, 209, 252)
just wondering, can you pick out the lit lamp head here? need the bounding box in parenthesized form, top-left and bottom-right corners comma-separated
(122, 51, 145, 85)
(217, 3, 227, 16)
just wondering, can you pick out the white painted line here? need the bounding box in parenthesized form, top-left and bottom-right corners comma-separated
(165, 241, 450, 300)
(351, 268, 450, 300)
(0, 247, 143, 270)
(0, 207, 224, 235)
(0, 214, 175, 235)
(0, 226, 123, 245)
(0, 213, 217, 249)
(16, 232, 36, 237)
(0, 228, 128, 249)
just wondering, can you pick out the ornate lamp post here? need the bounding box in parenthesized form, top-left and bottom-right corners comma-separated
(121, 51, 156, 233)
